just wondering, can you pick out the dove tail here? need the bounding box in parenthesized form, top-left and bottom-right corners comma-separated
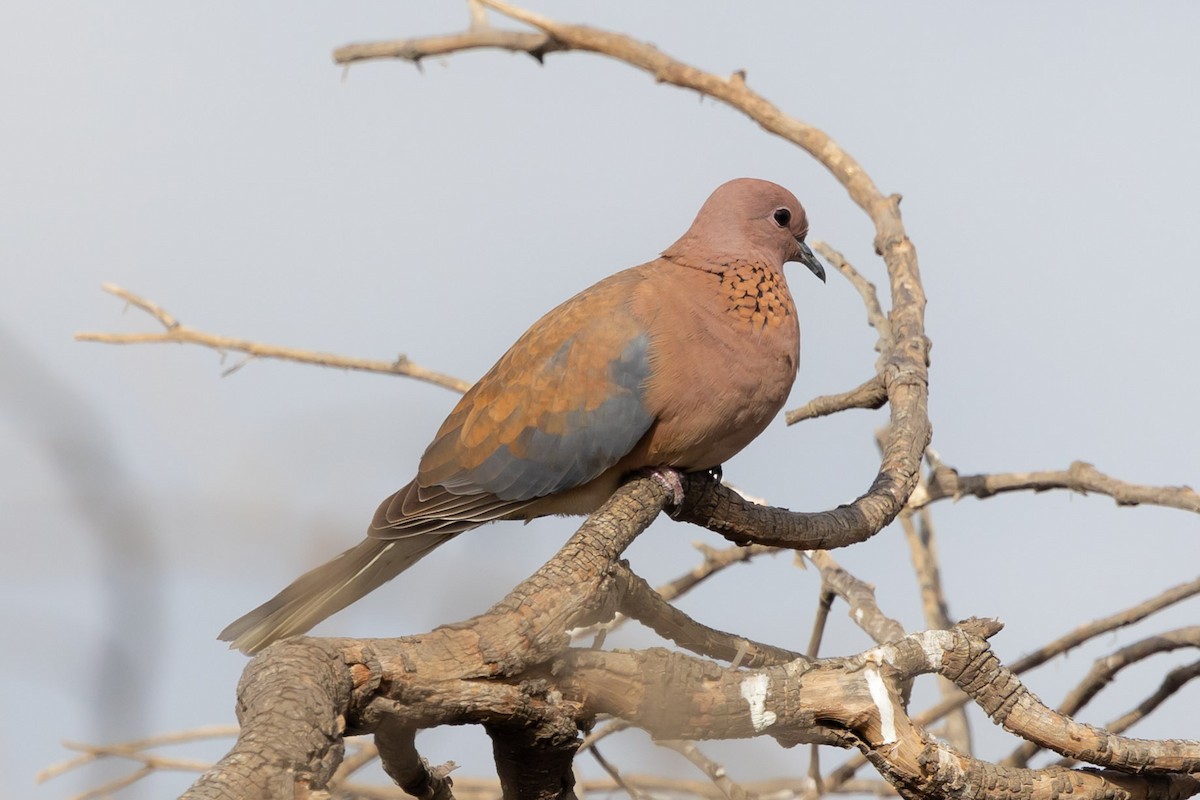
(218, 533, 454, 654)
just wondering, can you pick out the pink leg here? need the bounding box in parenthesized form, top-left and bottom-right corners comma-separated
(646, 466, 685, 509)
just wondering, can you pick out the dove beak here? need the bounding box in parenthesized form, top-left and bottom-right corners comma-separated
(795, 240, 826, 283)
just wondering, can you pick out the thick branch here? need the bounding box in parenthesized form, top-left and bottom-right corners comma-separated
(374, 720, 455, 800)
(183, 477, 670, 798)
(185, 639, 353, 798)
(827, 577, 1200, 790)
(569, 541, 779, 645)
(191, 598, 1200, 799)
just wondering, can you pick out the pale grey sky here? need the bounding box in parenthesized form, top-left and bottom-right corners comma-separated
(3, 3, 1198, 797)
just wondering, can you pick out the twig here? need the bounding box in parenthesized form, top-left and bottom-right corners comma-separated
(38, 724, 237, 783)
(1008, 578, 1200, 676)
(76, 284, 472, 394)
(70, 765, 155, 800)
(785, 375, 887, 425)
(908, 459, 1199, 515)
(589, 743, 645, 800)
(335, 28, 564, 66)
(804, 550, 906, 646)
(569, 541, 778, 644)
(811, 241, 890, 340)
(805, 586, 835, 659)
(612, 561, 802, 667)
(579, 718, 632, 753)
(658, 740, 750, 800)
(897, 444, 972, 754)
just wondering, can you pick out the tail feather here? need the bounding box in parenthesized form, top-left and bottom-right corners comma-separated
(218, 533, 456, 654)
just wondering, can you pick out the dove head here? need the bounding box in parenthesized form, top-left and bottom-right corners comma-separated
(662, 178, 826, 282)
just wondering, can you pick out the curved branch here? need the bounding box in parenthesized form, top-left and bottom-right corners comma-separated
(1004, 627, 1200, 768)
(1053, 660, 1200, 768)
(826, 576, 1200, 790)
(336, 0, 932, 547)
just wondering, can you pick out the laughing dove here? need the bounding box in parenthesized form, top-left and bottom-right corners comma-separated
(220, 178, 825, 653)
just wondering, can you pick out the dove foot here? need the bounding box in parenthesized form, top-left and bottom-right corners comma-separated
(641, 466, 686, 513)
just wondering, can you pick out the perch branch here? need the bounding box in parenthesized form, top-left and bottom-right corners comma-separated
(334, 0, 932, 548)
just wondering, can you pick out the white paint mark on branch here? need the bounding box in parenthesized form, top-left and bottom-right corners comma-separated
(921, 629, 954, 670)
(739, 674, 777, 731)
(864, 667, 897, 744)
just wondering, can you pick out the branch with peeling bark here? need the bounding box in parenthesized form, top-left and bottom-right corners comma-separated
(160, 474, 1200, 799)
(186, 585, 1200, 799)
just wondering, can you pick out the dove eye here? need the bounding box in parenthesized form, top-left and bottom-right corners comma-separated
(772, 208, 791, 227)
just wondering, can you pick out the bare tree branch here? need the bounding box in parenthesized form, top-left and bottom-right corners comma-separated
(657, 739, 751, 800)
(786, 376, 888, 424)
(76, 284, 472, 393)
(909, 457, 1200, 515)
(1052, 660, 1200, 769)
(37, 725, 237, 784)
(805, 549, 906, 646)
(1004, 627, 1200, 768)
(610, 560, 803, 668)
(811, 241, 891, 340)
(826, 578, 1200, 791)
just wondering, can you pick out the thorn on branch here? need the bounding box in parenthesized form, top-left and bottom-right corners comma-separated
(221, 355, 256, 377)
(101, 282, 180, 330)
